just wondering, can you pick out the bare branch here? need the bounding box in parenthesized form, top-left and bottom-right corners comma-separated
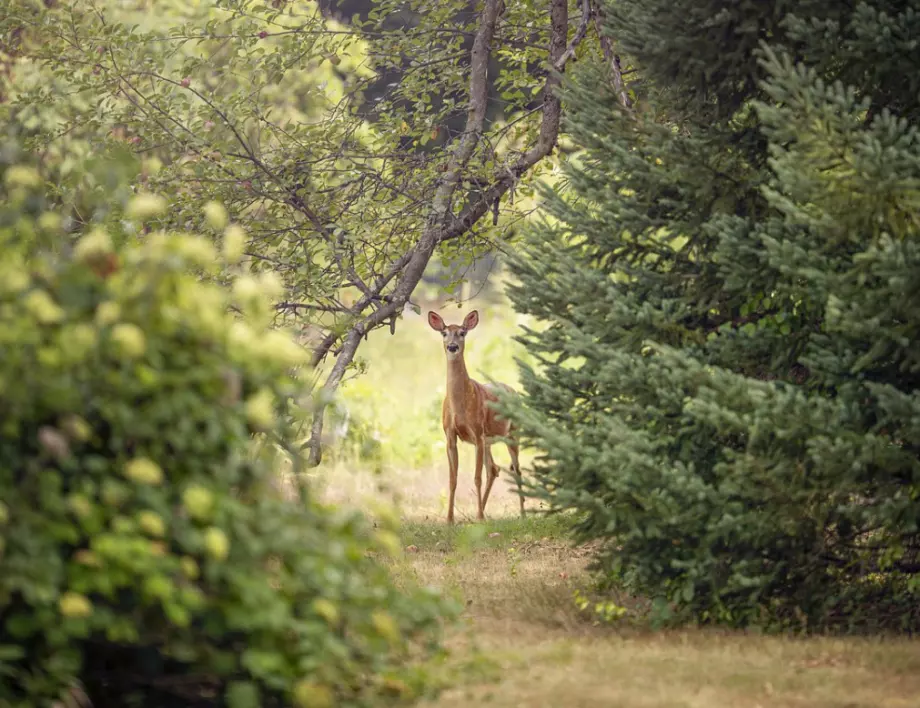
(591, 0, 632, 109)
(429, 0, 505, 225)
(553, 0, 592, 71)
(440, 0, 571, 241)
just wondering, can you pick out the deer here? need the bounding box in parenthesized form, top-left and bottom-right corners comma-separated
(427, 309, 524, 524)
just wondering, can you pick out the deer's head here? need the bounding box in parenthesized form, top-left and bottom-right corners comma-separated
(427, 309, 479, 361)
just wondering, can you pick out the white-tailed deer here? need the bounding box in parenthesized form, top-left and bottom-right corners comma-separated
(427, 309, 524, 524)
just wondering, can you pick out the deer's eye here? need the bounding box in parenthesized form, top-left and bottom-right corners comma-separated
(459, 331, 466, 337)
(441, 332, 447, 337)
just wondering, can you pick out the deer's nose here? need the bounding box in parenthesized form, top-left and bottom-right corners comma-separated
(446, 343, 459, 353)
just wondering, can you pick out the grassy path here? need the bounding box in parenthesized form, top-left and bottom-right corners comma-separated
(388, 517, 920, 708)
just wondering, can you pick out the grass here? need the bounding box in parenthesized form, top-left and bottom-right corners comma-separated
(386, 516, 920, 708)
(399, 513, 574, 553)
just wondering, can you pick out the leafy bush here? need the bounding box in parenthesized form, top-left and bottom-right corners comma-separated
(502, 0, 920, 632)
(0, 137, 451, 706)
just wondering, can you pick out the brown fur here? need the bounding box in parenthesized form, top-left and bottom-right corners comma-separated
(428, 309, 524, 523)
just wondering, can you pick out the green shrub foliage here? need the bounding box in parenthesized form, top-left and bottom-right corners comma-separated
(502, 0, 920, 631)
(0, 135, 449, 706)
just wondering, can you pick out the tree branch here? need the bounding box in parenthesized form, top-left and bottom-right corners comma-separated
(441, 0, 570, 241)
(553, 0, 592, 71)
(304, 0, 506, 466)
(591, 0, 632, 109)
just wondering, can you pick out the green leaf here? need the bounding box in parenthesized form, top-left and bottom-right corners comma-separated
(0, 645, 26, 661)
(226, 681, 261, 708)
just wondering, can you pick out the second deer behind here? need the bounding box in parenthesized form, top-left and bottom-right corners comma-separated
(427, 309, 524, 524)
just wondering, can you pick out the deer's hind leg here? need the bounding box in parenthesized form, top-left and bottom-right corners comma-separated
(480, 443, 501, 516)
(507, 441, 524, 517)
(474, 439, 485, 520)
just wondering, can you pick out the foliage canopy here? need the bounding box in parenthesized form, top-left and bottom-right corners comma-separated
(2, 0, 620, 462)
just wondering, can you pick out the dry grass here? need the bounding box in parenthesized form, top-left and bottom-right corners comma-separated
(384, 517, 920, 708)
(309, 462, 544, 522)
(430, 622, 920, 708)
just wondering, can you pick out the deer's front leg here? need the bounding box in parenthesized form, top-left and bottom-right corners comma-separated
(446, 430, 459, 524)
(474, 439, 485, 520)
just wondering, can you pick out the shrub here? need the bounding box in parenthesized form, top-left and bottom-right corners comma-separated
(0, 138, 451, 706)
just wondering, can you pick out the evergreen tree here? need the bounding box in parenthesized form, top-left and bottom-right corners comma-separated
(504, 0, 920, 630)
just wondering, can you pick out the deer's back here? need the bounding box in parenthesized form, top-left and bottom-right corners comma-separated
(480, 381, 515, 437)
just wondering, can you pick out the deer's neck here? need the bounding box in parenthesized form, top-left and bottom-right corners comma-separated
(446, 356, 473, 410)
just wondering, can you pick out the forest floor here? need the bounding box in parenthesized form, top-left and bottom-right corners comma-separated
(317, 470, 920, 708)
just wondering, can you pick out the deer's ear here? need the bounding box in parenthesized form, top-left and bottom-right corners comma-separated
(462, 309, 480, 331)
(427, 311, 446, 332)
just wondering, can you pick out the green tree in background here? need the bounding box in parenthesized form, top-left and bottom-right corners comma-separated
(504, 0, 920, 631)
(1, 0, 627, 465)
